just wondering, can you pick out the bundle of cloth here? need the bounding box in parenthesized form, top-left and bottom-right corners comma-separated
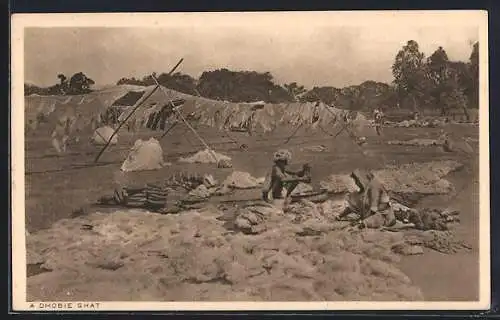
(98, 183, 169, 212)
(97, 172, 219, 213)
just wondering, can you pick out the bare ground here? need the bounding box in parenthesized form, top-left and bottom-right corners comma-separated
(24, 123, 480, 301)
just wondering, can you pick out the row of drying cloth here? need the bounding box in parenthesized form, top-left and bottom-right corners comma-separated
(114, 99, 187, 131)
(146, 99, 186, 130)
(159, 100, 338, 147)
(94, 96, 351, 159)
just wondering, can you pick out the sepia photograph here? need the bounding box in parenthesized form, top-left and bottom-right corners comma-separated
(11, 11, 489, 311)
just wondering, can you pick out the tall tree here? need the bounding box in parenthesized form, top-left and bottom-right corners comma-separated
(425, 46, 471, 117)
(68, 72, 95, 94)
(426, 46, 451, 113)
(469, 41, 479, 108)
(449, 60, 474, 118)
(426, 47, 449, 86)
(392, 40, 427, 110)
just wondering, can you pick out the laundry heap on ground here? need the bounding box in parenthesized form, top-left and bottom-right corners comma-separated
(26, 159, 469, 301)
(25, 84, 476, 302)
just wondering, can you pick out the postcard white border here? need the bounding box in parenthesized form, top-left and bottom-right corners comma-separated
(10, 11, 490, 311)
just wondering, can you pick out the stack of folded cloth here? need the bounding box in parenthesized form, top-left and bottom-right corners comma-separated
(145, 183, 169, 210)
(111, 183, 169, 211)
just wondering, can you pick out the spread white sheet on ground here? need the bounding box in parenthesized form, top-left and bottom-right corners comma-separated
(121, 138, 166, 172)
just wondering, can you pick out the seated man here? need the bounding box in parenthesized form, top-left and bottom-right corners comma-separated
(262, 149, 311, 206)
(337, 169, 396, 228)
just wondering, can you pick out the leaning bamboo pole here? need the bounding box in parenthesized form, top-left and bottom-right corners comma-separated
(151, 74, 220, 164)
(93, 58, 184, 163)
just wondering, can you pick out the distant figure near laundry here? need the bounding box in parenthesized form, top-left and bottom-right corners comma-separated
(373, 108, 384, 136)
(413, 111, 420, 121)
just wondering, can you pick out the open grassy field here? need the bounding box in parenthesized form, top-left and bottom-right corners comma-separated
(25, 122, 480, 301)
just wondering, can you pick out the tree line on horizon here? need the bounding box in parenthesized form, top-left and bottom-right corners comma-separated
(25, 72, 96, 97)
(24, 40, 479, 116)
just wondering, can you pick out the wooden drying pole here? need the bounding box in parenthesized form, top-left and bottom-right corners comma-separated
(158, 121, 179, 139)
(93, 85, 160, 163)
(283, 123, 304, 145)
(157, 89, 197, 140)
(282, 94, 350, 146)
(93, 58, 184, 163)
(310, 90, 352, 138)
(150, 74, 220, 164)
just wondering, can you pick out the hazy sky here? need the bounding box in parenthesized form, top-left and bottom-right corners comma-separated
(23, 12, 480, 89)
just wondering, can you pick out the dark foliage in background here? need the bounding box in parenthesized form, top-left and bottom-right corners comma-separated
(25, 72, 95, 96)
(391, 40, 479, 116)
(24, 40, 479, 115)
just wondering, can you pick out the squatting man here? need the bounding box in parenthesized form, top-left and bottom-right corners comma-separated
(261, 149, 311, 207)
